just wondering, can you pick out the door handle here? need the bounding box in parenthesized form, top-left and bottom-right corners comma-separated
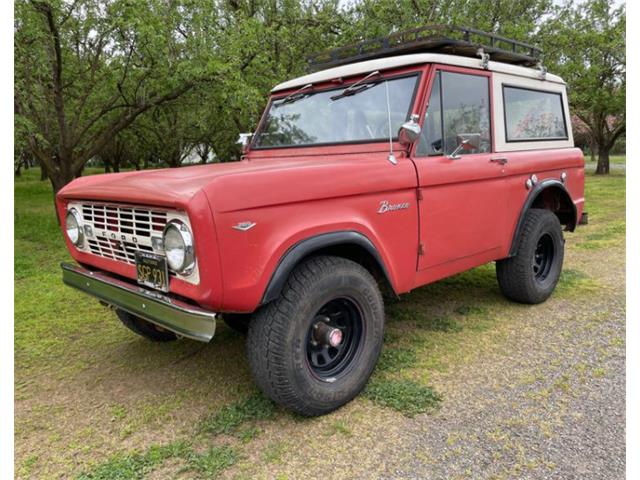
(490, 157, 508, 165)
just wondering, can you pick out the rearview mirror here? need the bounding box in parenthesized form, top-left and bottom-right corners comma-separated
(398, 114, 421, 146)
(448, 133, 481, 159)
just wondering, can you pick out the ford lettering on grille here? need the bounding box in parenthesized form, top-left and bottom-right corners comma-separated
(78, 202, 169, 265)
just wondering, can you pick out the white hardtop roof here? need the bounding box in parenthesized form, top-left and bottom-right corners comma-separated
(272, 53, 564, 92)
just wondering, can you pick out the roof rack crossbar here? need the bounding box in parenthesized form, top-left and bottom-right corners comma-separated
(307, 25, 542, 72)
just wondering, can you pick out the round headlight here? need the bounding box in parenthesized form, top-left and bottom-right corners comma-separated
(163, 220, 195, 275)
(65, 208, 84, 246)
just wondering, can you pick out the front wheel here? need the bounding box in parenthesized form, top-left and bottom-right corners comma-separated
(247, 255, 384, 416)
(496, 209, 564, 304)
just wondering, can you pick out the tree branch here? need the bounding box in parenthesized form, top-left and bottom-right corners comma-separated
(32, 1, 69, 156)
(74, 81, 198, 172)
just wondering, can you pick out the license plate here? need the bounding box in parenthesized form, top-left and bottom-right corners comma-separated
(135, 251, 169, 292)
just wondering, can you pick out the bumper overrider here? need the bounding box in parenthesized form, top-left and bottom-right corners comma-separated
(61, 263, 217, 342)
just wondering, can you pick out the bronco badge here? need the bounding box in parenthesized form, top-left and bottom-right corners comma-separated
(377, 200, 410, 214)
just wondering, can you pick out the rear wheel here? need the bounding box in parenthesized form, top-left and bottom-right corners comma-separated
(496, 209, 564, 304)
(247, 256, 384, 416)
(116, 309, 177, 342)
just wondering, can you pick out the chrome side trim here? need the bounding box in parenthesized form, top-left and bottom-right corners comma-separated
(61, 263, 216, 342)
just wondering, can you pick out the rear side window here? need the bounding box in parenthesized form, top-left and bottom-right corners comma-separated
(503, 86, 568, 142)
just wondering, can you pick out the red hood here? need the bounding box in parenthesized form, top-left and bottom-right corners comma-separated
(57, 153, 417, 212)
(57, 160, 301, 208)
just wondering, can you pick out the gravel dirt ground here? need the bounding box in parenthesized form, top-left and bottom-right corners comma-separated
(15, 167, 625, 479)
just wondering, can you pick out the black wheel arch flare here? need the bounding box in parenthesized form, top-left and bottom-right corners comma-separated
(260, 231, 394, 305)
(508, 179, 577, 257)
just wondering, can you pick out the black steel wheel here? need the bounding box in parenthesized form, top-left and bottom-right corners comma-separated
(306, 298, 364, 380)
(497, 209, 564, 304)
(247, 255, 384, 416)
(533, 233, 555, 282)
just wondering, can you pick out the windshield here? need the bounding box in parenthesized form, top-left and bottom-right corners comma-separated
(253, 74, 419, 149)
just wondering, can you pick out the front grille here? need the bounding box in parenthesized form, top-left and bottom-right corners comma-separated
(78, 202, 169, 265)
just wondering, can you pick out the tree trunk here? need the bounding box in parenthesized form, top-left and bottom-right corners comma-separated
(49, 172, 73, 194)
(40, 166, 48, 181)
(595, 148, 610, 175)
(589, 139, 596, 163)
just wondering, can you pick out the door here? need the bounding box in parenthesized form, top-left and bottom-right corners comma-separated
(412, 66, 509, 273)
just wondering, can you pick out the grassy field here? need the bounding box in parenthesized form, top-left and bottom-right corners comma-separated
(583, 154, 626, 172)
(14, 162, 625, 479)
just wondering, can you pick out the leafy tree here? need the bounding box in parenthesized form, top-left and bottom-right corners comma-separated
(14, 0, 224, 192)
(341, 0, 553, 44)
(540, 0, 625, 174)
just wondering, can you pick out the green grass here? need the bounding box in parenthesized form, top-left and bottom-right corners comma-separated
(260, 441, 288, 464)
(377, 346, 418, 371)
(76, 442, 192, 480)
(364, 379, 442, 417)
(199, 393, 276, 436)
(77, 441, 238, 480)
(186, 446, 239, 477)
(584, 154, 626, 165)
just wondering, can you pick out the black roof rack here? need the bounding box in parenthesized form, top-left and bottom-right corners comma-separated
(307, 25, 542, 72)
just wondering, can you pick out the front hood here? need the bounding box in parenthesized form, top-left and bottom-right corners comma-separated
(57, 160, 302, 208)
(58, 154, 417, 212)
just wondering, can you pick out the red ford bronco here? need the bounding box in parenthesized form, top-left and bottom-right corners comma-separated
(58, 27, 585, 416)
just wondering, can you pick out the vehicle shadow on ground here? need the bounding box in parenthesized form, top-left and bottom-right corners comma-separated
(86, 262, 507, 413)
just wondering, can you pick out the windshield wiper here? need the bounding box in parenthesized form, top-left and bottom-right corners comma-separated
(275, 83, 314, 107)
(330, 70, 382, 101)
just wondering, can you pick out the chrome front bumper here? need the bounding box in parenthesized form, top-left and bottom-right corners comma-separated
(61, 263, 216, 342)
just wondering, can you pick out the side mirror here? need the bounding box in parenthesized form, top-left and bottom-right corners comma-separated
(448, 133, 481, 159)
(236, 133, 253, 153)
(398, 114, 421, 146)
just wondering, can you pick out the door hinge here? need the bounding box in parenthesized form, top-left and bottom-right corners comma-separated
(416, 189, 423, 201)
(418, 243, 425, 256)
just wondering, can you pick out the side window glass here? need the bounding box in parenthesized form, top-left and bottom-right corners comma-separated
(441, 71, 491, 155)
(503, 86, 567, 141)
(416, 71, 491, 157)
(416, 72, 442, 156)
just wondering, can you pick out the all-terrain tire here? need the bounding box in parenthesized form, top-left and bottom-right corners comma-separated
(116, 309, 178, 342)
(496, 208, 564, 304)
(247, 255, 384, 416)
(222, 313, 252, 335)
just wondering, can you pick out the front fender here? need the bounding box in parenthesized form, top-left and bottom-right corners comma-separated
(260, 230, 393, 305)
(212, 195, 418, 312)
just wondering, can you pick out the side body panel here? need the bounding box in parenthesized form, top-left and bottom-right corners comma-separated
(411, 64, 509, 283)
